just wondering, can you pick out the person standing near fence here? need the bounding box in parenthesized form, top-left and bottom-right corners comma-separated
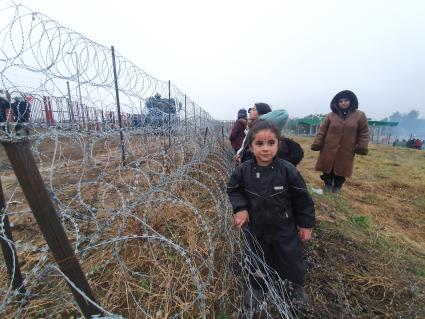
(236, 103, 272, 161)
(11, 95, 31, 136)
(229, 109, 247, 154)
(311, 90, 369, 193)
(0, 90, 10, 132)
(227, 120, 315, 308)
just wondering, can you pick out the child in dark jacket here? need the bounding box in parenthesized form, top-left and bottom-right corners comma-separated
(227, 120, 315, 307)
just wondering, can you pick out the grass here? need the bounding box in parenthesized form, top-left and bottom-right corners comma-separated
(351, 215, 371, 229)
(295, 136, 425, 318)
(1, 135, 424, 318)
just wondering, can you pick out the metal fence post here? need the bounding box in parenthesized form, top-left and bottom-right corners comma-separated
(193, 102, 196, 134)
(66, 81, 75, 125)
(184, 94, 187, 137)
(168, 80, 171, 149)
(222, 126, 225, 147)
(0, 178, 25, 295)
(203, 127, 208, 145)
(111, 46, 126, 165)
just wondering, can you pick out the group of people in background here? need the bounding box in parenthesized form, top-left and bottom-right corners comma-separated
(227, 90, 369, 309)
(394, 137, 424, 150)
(0, 90, 31, 135)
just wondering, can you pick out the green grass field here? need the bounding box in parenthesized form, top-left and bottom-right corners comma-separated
(295, 137, 425, 318)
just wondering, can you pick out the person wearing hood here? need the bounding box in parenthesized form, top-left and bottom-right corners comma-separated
(229, 109, 248, 153)
(311, 90, 369, 193)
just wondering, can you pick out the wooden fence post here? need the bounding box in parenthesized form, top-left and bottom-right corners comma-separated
(1, 140, 102, 318)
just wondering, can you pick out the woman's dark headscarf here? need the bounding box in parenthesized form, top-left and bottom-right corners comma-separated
(237, 108, 247, 119)
(254, 102, 272, 116)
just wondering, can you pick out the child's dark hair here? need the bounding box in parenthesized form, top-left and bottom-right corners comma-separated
(247, 119, 280, 146)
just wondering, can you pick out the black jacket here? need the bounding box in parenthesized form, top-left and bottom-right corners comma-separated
(227, 158, 315, 240)
(11, 100, 30, 123)
(0, 98, 10, 122)
(240, 137, 304, 166)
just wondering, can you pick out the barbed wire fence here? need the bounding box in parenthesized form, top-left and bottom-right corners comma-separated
(0, 1, 302, 318)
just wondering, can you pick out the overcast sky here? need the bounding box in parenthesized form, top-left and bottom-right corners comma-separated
(17, 0, 425, 120)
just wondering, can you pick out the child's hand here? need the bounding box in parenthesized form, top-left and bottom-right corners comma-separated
(298, 227, 312, 242)
(234, 155, 241, 164)
(234, 210, 249, 228)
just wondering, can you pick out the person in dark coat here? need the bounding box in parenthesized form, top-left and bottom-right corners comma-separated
(414, 139, 423, 150)
(11, 95, 31, 136)
(236, 103, 272, 161)
(311, 90, 369, 193)
(227, 120, 315, 307)
(229, 109, 247, 153)
(0, 91, 10, 131)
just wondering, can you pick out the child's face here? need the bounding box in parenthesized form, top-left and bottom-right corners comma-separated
(250, 129, 278, 166)
(338, 98, 350, 109)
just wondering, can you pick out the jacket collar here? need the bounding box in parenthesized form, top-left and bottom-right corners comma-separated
(337, 108, 356, 119)
(252, 157, 278, 170)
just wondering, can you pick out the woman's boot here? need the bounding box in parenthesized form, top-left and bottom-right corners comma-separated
(332, 176, 346, 193)
(320, 173, 333, 192)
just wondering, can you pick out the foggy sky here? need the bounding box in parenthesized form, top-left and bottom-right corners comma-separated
(19, 0, 425, 120)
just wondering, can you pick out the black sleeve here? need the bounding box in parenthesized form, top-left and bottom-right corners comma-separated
(226, 166, 248, 214)
(286, 164, 315, 228)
